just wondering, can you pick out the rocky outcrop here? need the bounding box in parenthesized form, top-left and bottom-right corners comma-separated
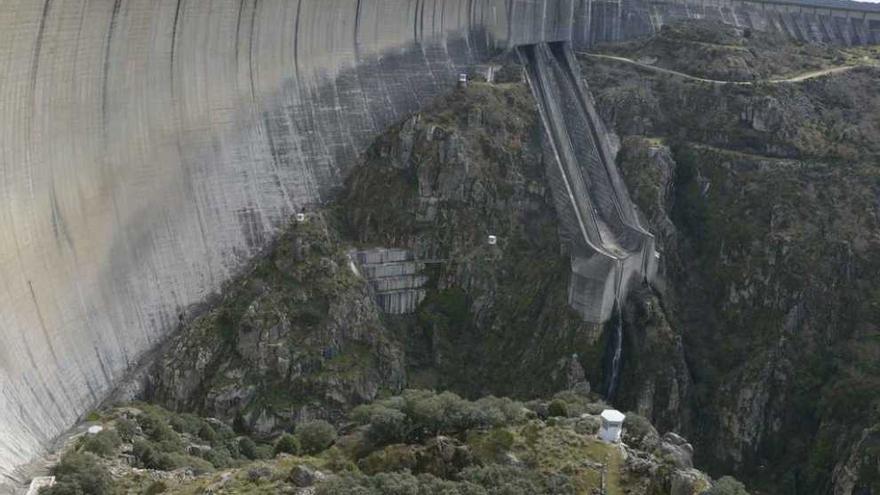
(343, 81, 604, 398)
(143, 218, 405, 435)
(616, 287, 692, 435)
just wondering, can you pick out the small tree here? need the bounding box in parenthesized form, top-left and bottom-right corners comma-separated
(274, 433, 301, 456)
(239, 437, 259, 460)
(706, 476, 749, 495)
(81, 430, 122, 458)
(115, 417, 138, 442)
(43, 452, 114, 495)
(366, 407, 408, 446)
(198, 423, 217, 443)
(547, 399, 569, 418)
(296, 420, 337, 454)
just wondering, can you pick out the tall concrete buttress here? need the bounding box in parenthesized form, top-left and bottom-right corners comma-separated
(0, 0, 877, 484)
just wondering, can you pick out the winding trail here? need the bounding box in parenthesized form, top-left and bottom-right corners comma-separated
(578, 52, 868, 85)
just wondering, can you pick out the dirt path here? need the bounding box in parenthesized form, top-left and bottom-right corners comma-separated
(578, 52, 864, 85)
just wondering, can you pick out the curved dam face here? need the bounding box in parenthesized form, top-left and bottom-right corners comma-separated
(0, 0, 578, 482)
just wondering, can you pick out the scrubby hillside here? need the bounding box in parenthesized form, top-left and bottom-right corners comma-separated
(40, 391, 724, 495)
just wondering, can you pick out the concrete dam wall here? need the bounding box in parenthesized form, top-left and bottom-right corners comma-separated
(0, 0, 877, 486)
(0, 0, 578, 483)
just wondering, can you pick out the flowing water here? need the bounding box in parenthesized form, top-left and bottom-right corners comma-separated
(606, 309, 624, 399)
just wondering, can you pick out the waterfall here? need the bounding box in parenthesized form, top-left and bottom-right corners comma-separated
(606, 307, 624, 400)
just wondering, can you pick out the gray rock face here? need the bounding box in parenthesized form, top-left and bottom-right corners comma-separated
(660, 432, 696, 469)
(143, 220, 405, 437)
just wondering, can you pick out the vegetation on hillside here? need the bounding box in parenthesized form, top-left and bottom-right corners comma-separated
(39, 390, 733, 494)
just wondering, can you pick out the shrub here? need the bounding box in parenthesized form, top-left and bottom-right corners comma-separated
(357, 445, 418, 475)
(474, 396, 527, 426)
(115, 417, 138, 442)
(200, 446, 234, 469)
(255, 444, 274, 460)
(169, 413, 204, 435)
(143, 480, 168, 494)
(353, 391, 528, 447)
(132, 439, 176, 470)
(198, 423, 217, 443)
(81, 430, 122, 458)
(239, 437, 259, 460)
(137, 412, 177, 443)
(469, 428, 515, 462)
(297, 420, 338, 454)
(547, 399, 568, 418)
(622, 413, 659, 451)
(274, 434, 301, 456)
(365, 406, 408, 446)
(706, 476, 749, 495)
(44, 452, 114, 495)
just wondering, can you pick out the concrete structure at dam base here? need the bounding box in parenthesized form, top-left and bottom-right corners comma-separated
(1, 0, 878, 488)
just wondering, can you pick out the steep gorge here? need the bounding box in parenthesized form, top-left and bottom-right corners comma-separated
(584, 21, 880, 493)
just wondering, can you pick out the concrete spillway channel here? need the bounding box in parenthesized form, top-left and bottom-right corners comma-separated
(519, 41, 657, 324)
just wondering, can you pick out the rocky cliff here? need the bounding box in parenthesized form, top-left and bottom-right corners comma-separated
(143, 78, 606, 424)
(583, 20, 880, 493)
(142, 217, 405, 435)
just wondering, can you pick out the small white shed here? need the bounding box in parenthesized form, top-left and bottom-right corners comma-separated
(599, 409, 625, 443)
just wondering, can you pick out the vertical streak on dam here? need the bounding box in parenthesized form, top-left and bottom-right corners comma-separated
(0, 0, 575, 482)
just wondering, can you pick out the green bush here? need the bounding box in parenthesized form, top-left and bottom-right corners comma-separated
(143, 480, 168, 494)
(357, 445, 418, 475)
(200, 446, 234, 468)
(169, 413, 204, 435)
(297, 420, 338, 454)
(352, 390, 529, 448)
(706, 476, 750, 495)
(80, 430, 121, 458)
(198, 424, 217, 443)
(547, 399, 568, 418)
(239, 437, 259, 460)
(364, 406, 408, 446)
(132, 439, 176, 470)
(622, 413, 659, 450)
(274, 434, 301, 456)
(43, 452, 114, 495)
(469, 428, 515, 462)
(115, 417, 138, 442)
(137, 412, 177, 443)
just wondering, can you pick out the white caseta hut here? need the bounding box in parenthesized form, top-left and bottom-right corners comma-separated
(599, 409, 626, 443)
